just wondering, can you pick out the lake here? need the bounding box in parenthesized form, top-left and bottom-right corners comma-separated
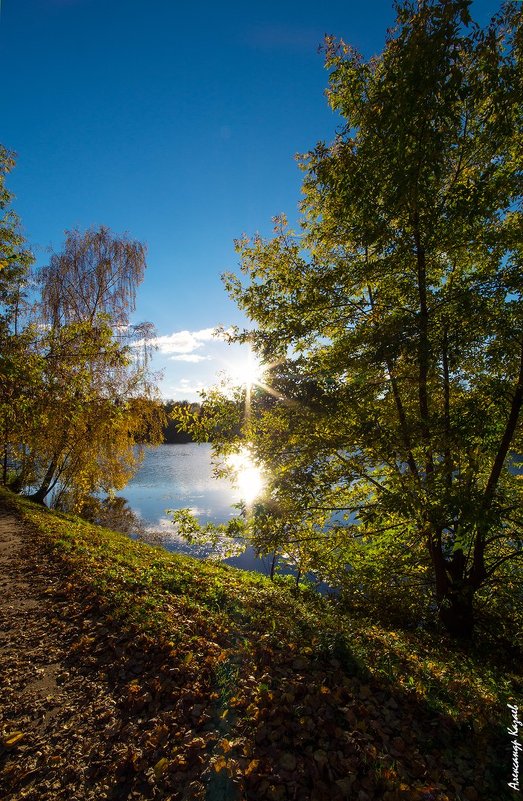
(123, 443, 281, 577)
(123, 444, 523, 588)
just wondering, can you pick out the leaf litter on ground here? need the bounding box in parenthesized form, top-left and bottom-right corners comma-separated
(0, 489, 520, 801)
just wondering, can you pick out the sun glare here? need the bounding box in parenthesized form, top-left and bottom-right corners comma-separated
(226, 448, 265, 504)
(230, 349, 264, 389)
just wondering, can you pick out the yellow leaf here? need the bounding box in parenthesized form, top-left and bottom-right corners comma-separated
(153, 757, 169, 779)
(213, 756, 227, 772)
(245, 759, 259, 776)
(3, 732, 25, 748)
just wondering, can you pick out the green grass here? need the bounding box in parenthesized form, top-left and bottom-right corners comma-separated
(1, 486, 521, 800)
(1, 487, 518, 725)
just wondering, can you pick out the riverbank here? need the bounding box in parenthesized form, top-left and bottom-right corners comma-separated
(0, 488, 520, 801)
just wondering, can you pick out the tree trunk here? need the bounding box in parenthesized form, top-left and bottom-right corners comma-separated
(269, 551, 278, 581)
(28, 457, 59, 505)
(483, 338, 523, 508)
(2, 443, 8, 486)
(430, 540, 476, 639)
(414, 238, 434, 480)
(438, 584, 475, 639)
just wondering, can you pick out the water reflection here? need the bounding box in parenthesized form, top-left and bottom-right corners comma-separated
(226, 448, 265, 505)
(125, 443, 238, 525)
(124, 444, 274, 573)
(120, 443, 336, 594)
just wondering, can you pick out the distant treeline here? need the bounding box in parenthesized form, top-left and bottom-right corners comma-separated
(161, 401, 200, 444)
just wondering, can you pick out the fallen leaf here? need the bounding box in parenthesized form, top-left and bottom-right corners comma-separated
(3, 732, 25, 748)
(153, 757, 169, 779)
(213, 756, 227, 772)
(245, 759, 260, 776)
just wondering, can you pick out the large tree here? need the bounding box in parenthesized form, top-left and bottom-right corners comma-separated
(183, 0, 523, 638)
(22, 227, 164, 506)
(0, 152, 164, 508)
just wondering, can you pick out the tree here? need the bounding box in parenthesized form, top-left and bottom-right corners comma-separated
(0, 152, 164, 508)
(183, 0, 523, 638)
(162, 400, 199, 443)
(0, 146, 38, 488)
(22, 227, 164, 506)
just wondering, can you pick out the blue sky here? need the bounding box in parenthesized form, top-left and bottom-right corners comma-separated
(1, 0, 501, 399)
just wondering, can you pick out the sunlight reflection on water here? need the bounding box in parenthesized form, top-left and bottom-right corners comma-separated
(125, 443, 238, 525)
(123, 443, 277, 574)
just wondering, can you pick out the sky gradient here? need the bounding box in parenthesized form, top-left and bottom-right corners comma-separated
(1, 0, 502, 399)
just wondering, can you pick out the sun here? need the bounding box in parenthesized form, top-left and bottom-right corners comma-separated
(226, 448, 265, 504)
(230, 348, 264, 390)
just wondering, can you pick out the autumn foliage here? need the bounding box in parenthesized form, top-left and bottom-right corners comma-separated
(1, 489, 519, 801)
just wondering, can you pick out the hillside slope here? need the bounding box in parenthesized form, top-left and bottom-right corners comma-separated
(0, 489, 519, 801)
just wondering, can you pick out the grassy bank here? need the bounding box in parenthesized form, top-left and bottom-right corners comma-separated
(0, 487, 520, 801)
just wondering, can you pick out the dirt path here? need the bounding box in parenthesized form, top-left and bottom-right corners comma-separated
(0, 507, 205, 801)
(0, 509, 115, 799)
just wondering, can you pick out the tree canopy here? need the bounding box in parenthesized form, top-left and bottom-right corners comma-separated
(0, 146, 37, 487)
(0, 152, 164, 508)
(177, 0, 523, 639)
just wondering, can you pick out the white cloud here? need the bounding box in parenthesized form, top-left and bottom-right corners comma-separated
(193, 327, 218, 341)
(149, 327, 219, 354)
(170, 354, 211, 363)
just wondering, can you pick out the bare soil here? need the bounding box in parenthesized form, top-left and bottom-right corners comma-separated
(0, 508, 208, 801)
